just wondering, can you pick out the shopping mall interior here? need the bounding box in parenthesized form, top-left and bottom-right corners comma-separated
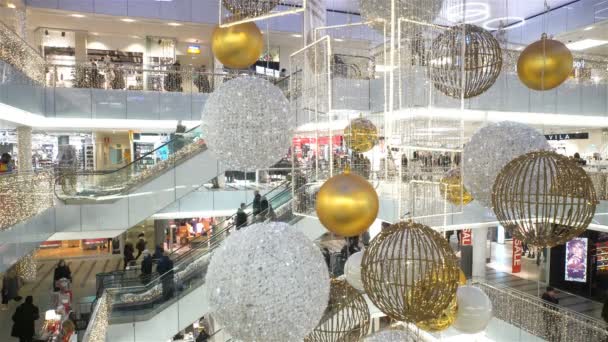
(0, 0, 608, 341)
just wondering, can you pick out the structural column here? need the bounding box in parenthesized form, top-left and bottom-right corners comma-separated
(16, 125, 32, 172)
(472, 227, 489, 280)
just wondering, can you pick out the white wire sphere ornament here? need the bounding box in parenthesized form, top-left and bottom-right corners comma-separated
(364, 329, 418, 342)
(201, 76, 293, 171)
(344, 251, 364, 292)
(463, 121, 550, 208)
(206, 222, 330, 342)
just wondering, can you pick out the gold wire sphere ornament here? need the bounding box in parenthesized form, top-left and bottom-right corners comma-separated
(459, 269, 467, 285)
(305, 279, 370, 342)
(344, 116, 378, 153)
(416, 298, 457, 332)
(316, 171, 379, 237)
(222, 0, 279, 17)
(211, 22, 263, 69)
(517, 34, 573, 91)
(440, 168, 473, 206)
(492, 151, 597, 248)
(361, 221, 460, 323)
(429, 24, 502, 99)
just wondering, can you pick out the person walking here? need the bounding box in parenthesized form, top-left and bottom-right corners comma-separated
(140, 250, 153, 285)
(53, 260, 72, 291)
(123, 242, 135, 270)
(11, 296, 39, 342)
(235, 203, 247, 230)
(2, 269, 22, 310)
(252, 191, 262, 217)
(135, 233, 147, 260)
(156, 253, 175, 300)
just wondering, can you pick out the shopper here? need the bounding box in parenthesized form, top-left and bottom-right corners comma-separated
(11, 296, 39, 342)
(140, 250, 153, 285)
(153, 245, 164, 261)
(2, 269, 22, 310)
(541, 286, 560, 340)
(0, 153, 13, 173)
(235, 203, 247, 230)
(53, 260, 72, 291)
(135, 233, 147, 260)
(573, 152, 587, 166)
(156, 253, 175, 300)
(123, 242, 135, 270)
(260, 196, 269, 217)
(252, 191, 262, 217)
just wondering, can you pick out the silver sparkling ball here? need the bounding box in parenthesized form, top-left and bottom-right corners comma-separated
(360, 0, 444, 32)
(201, 76, 294, 171)
(206, 222, 330, 342)
(463, 121, 550, 208)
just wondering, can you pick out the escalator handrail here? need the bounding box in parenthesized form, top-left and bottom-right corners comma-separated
(96, 182, 293, 288)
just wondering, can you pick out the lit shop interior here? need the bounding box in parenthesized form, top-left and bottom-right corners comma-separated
(1, 0, 608, 342)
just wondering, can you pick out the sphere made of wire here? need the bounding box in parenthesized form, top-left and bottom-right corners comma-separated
(222, 0, 279, 17)
(361, 221, 460, 323)
(429, 24, 502, 99)
(360, 0, 443, 32)
(305, 279, 370, 342)
(492, 151, 597, 248)
(440, 168, 473, 206)
(344, 117, 378, 153)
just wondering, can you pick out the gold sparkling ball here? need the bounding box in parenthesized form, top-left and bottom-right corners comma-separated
(316, 171, 379, 237)
(212, 22, 263, 69)
(459, 269, 467, 285)
(361, 221, 460, 323)
(344, 117, 378, 153)
(517, 34, 573, 91)
(414, 265, 460, 332)
(440, 168, 473, 206)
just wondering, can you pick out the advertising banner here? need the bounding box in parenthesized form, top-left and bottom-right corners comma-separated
(461, 229, 472, 246)
(565, 237, 588, 282)
(512, 239, 522, 273)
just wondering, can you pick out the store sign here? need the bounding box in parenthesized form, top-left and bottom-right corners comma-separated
(512, 239, 523, 273)
(187, 45, 201, 54)
(461, 229, 472, 246)
(565, 237, 588, 283)
(544, 132, 589, 141)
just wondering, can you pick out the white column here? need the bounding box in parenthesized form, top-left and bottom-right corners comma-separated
(17, 125, 32, 172)
(472, 227, 488, 280)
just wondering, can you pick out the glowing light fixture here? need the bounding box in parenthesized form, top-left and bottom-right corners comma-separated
(6, 3, 16, 8)
(584, 26, 594, 31)
(566, 39, 608, 51)
(70, 14, 85, 18)
(168, 22, 182, 26)
(121, 18, 136, 23)
(483, 17, 525, 31)
(447, 2, 490, 24)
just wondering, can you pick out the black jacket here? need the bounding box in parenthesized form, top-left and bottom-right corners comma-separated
(235, 210, 247, 229)
(54, 265, 72, 282)
(136, 238, 146, 252)
(252, 195, 262, 215)
(141, 255, 153, 275)
(11, 302, 39, 338)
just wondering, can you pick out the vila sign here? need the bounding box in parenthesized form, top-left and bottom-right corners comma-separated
(544, 132, 589, 141)
(461, 229, 472, 246)
(512, 239, 523, 273)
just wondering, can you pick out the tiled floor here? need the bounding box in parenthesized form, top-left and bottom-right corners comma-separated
(0, 255, 122, 341)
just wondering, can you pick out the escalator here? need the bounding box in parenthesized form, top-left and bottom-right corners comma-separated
(0, 126, 221, 272)
(94, 185, 297, 342)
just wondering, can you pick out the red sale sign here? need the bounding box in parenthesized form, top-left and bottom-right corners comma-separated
(512, 239, 523, 273)
(461, 229, 472, 246)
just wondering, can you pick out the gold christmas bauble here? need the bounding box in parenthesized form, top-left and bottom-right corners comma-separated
(440, 168, 473, 206)
(517, 34, 573, 91)
(459, 269, 467, 285)
(316, 171, 379, 237)
(212, 22, 263, 69)
(344, 117, 378, 153)
(416, 298, 457, 332)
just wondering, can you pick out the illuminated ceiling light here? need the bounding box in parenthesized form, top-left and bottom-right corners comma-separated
(6, 3, 16, 8)
(483, 17, 525, 31)
(168, 22, 182, 26)
(566, 39, 608, 51)
(121, 18, 136, 23)
(334, 38, 344, 42)
(447, 2, 490, 23)
(291, 34, 302, 38)
(90, 32, 99, 36)
(584, 26, 594, 31)
(70, 14, 85, 18)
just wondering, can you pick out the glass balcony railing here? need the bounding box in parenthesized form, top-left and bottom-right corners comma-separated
(84, 184, 294, 342)
(55, 125, 206, 202)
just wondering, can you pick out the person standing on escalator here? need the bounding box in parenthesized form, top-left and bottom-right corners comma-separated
(235, 203, 247, 230)
(140, 250, 153, 285)
(156, 253, 175, 300)
(135, 233, 147, 260)
(252, 191, 262, 217)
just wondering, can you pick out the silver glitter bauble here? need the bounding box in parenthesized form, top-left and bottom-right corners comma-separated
(360, 0, 444, 32)
(206, 222, 330, 342)
(364, 329, 418, 342)
(201, 76, 293, 171)
(463, 121, 550, 208)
